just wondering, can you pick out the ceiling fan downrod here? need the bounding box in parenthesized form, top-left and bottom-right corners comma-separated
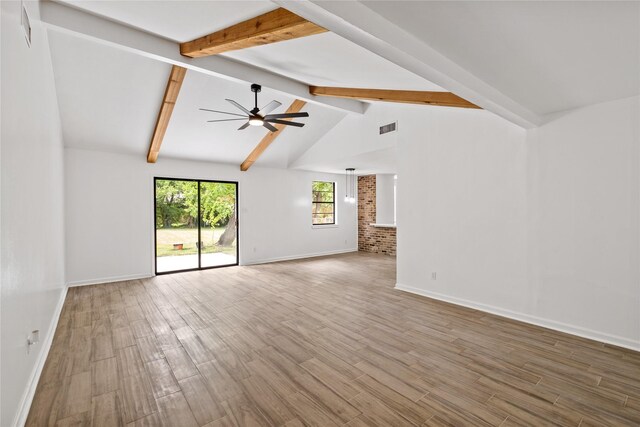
(250, 83, 261, 114)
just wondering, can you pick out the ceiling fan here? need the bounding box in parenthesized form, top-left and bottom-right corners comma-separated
(200, 84, 309, 132)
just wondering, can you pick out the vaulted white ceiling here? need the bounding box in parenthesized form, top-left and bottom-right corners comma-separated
(48, 31, 347, 168)
(48, 30, 168, 156)
(47, 0, 639, 174)
(359, 1, 640, 116)
(162, 71, 346, 168)
(57, 1, 277, 43)
(224, 32, 443, 91)
(49, 0, 446, 172)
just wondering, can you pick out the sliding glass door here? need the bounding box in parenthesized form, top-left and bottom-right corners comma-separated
(154, 178, 238, 274)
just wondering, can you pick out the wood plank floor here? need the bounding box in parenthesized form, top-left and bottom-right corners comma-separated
(27, 252, 640, 426)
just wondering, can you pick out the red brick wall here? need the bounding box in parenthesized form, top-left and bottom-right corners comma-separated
(358, 175, 396, 256)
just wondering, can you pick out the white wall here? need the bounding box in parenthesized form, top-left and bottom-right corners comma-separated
(394, 97, 640, 350)
(375, 174, 396, 224)
(527, 96, 640, 347)
(1, 2, 67, 426)
(290, 104, 399, 175)
(394, 105, 529, 325)
(64, 148, 357, 285)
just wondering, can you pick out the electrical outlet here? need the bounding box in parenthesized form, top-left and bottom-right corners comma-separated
(252, 247, 257, 253)
(431, 272, 437, 280)
(26, 329, 39, 354)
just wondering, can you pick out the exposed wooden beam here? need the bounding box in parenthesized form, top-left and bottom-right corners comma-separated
(147, 65, 187, 163)
(241, 99, 307, 171)
(180, 8, 327, 58)
(309, 86, 481, 109)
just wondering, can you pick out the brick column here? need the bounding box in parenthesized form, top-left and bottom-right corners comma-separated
(357, 175, 396, 256)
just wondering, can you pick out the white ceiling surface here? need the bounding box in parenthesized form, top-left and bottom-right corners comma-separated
(293, 147, 398, 176)
(48, 30, 346, 167)
(49, 1, 639, 174)
(47, 0, 442, 173)
(290, 104, 401, 175)
(57, 0, 444, 92)
(56, 1, 277, 43)
(224, 32, 443, 91)
(162, 71, 346, 168)
(48, 31, 169, 155)
(360, 1, 640, 116)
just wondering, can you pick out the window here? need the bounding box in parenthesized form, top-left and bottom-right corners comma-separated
(312, 181, 335, 225)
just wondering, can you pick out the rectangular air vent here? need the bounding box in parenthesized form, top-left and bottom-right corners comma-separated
(379, 122, 397, 135)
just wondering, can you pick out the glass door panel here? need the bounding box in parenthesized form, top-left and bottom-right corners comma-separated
(200, 182, 238, 268)
(155, 179, 199, 273)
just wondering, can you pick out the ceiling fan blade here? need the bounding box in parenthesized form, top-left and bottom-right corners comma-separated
(238, 122, 250, 130)
(264, 112, 309, 120)
(265, 119, 305, 127)
(199, 108, 246, 118)
(258, 100, 282, 116)
(225, 99, 252, 116)
(207, 118, 247, 123)
(263, 122, 278, 132)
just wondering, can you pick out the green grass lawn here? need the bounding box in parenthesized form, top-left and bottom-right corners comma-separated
(156, 227, 236, 257)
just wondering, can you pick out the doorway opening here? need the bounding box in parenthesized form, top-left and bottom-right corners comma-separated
(154, 177, 238, 274)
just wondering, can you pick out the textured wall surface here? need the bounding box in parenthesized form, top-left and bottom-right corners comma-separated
(358, 175, 396, 256)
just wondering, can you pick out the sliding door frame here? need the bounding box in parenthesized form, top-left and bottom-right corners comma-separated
(154, 177, 239, 275)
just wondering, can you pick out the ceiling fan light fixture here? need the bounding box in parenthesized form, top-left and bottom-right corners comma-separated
(201, 83, 309, 131)
(248, 117, 264, 126)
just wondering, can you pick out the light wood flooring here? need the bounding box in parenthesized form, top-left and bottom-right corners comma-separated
(27, 252, 640, 426)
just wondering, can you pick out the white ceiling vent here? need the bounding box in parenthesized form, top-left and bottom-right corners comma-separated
(379, 122, 397, 135)
(21, 2, 32, 47)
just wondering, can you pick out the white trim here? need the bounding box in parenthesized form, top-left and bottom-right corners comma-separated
(14, 286, 68, 427)
(242, 248, 357, 266)
(369, 223, 396, 228)
(395, 283, 640, 352)
(67, 273, 152, 288)
(312, 224, 339, 229)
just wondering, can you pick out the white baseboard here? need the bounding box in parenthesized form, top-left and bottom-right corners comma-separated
(395, 283, 640, 352)
(242, 248, 358, 266)
(67, 273, 152, 287)
(14, 285, 68, 427)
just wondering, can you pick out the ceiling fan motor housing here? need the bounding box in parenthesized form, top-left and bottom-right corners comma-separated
(200, 83, 308, 132)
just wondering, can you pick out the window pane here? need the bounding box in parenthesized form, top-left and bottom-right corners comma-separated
(200, 182, 237, 268)
(155, 179, 199, 273)
(312, 203, 334, 214)
(313, 213, 335, 224)
(312, 191, 334, 203)
(312, 181, 334, 192)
